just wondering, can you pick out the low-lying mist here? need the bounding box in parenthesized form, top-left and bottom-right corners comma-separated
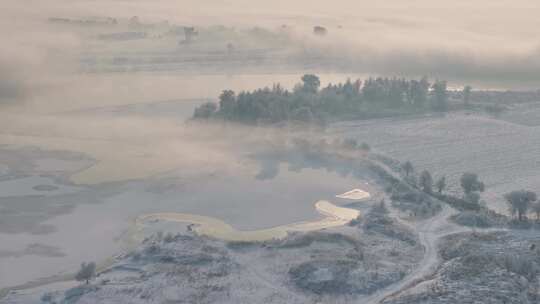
(1, 0, 539, 183)
(2, 0, 540, 113)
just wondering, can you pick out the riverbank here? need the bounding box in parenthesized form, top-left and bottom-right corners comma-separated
(137, 194, 367, 242)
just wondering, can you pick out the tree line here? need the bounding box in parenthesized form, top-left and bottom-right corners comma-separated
(402, 161, 540, 224)
(193, 74, 472, 124)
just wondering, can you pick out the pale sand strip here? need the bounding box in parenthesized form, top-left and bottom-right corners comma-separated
(137, 198, 366, 242)
(336, 188, 371, 200)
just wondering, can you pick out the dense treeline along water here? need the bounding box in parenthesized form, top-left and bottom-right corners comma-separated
(193, 74, 533, 125)
(193, 75, 456, 124)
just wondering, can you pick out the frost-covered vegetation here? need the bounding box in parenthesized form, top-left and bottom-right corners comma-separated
(388, 231, 540, 304)
(32, 220, 422, 304)
(395, 158, 540, 229)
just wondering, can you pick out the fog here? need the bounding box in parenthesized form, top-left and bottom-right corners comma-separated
(2, 0, 535, 181)
(2, 0, 540, 298)
(2, 0, 540, 114)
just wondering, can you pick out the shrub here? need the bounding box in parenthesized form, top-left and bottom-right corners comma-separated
(435, 193, 481, 211)
(451, 211, 494, 228)
(75, 262, 96, 284)
(485, 104, 506, 115)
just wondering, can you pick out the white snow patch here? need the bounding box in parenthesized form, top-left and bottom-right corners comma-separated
(336, 189, 371, 200)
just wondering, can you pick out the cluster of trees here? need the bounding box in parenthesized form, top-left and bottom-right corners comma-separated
(401, 161, 448, 197)
(402, 161, 540, 224)
(402, 162, 488, 204)
(401, 162, 488, 212)
(193, 74, 471, 124)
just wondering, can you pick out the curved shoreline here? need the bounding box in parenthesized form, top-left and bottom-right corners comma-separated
(136, 200, 363, 242)
(1, 189, 369, 298)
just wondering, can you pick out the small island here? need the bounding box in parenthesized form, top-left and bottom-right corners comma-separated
(193, 74, 464, 124)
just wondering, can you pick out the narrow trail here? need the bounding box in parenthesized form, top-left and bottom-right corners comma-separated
(346, 156, 513, 304)
(358, 157, 468, 304)
(360, 199, 506, 304)
(236, 253, 304, 302)
(360, 204, 462, 304)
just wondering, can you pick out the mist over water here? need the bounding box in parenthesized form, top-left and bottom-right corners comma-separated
(2, 0, 540, 115)
(1, 0, 540, 298)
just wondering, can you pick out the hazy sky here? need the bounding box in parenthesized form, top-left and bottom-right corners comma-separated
(1, 0, 539, 111)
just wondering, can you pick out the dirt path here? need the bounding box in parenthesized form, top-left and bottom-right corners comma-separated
(353, 157, 512, 304)
(361, 199, 509, 304)
(359, 204, 458, 304)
